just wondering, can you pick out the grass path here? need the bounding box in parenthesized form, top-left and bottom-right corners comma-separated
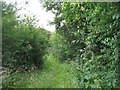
(2, 54, 78, 88)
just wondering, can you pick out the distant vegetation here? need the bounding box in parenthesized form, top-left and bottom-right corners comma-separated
(2, 1, 120, 88)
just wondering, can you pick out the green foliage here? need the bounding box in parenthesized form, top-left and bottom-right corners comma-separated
(2, 1, 120, 88)
(49, 33, 70, 62)
(44, 2, 120, 88)
(2, 2, 49, 70)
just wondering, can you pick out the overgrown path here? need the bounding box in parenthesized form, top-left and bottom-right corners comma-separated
(2, 55, 77, 88)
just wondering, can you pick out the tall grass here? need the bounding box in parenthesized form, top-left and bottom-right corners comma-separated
(2, 54, 78, 88)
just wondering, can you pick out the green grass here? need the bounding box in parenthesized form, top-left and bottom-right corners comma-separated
(2, 54, 78, 88)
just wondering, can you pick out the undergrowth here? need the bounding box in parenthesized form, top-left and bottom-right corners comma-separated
(2, 54, 78, 88)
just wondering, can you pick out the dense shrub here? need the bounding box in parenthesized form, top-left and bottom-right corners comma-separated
(2, 2, 49, 70)
(44, 2, 120, 88)
(3, 25, 49, 70)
